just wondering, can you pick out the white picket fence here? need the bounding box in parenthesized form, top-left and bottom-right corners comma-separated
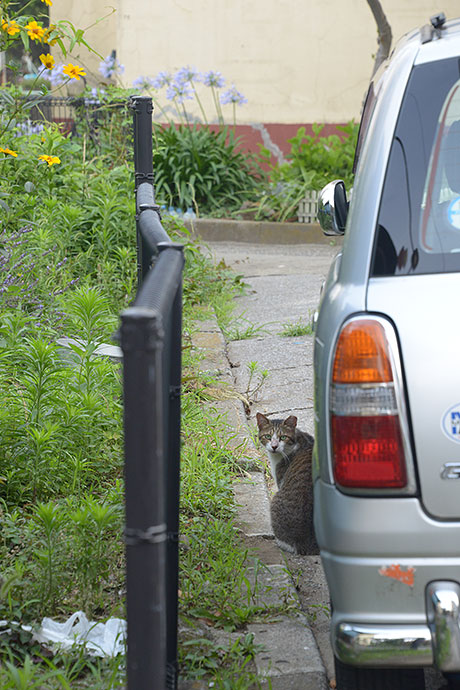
(297, 189, 320, 224)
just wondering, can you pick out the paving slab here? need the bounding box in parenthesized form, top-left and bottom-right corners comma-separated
(227, 335, 314, 371)
(230, 360, 314, 407)
(245, 565, 328, 689)
(248, 617, 328, 690)
(233, 472, 273, 538)
(232, 274, 323, 328)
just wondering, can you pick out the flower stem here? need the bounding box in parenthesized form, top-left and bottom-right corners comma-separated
(152, 96, 173, 124)
(190, 79, 208, 125)
(211, 86, 224, 126)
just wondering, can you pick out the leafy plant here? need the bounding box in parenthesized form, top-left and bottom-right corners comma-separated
(69, 495, 121, 607)
(32, 501, 66, 612)
(279, 318, 313, 337)
(252, 176, 316, 222)
(245, 361, 268, 404)
(153, 124, 261, 215)
(271, 120, 359, 192)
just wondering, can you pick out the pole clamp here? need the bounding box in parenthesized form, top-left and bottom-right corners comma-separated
(124, 523, 167, 545)
(139, 202, 161, 214)
(169, 385, 181, 400)
(135, 171, 154, 185)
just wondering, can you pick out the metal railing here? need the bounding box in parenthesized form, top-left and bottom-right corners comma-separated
(13, 95, 127, 143)
(120, 95, 183, 690)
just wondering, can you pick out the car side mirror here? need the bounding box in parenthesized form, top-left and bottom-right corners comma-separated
(317, 180, 348, 235)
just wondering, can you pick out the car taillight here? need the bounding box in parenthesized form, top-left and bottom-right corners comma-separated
(330, 319, 407, 489)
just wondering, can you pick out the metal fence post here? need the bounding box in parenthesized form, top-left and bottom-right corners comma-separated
(130, 95, 154, 189)
(158, 244, 184, 689)
(124, 94, 185, 690)
(121, 308, 167, 690)
(130, 95, 157, 286)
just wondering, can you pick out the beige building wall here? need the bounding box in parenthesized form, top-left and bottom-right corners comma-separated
(51, 1, 460, 124)
(49, 1, 119, 83)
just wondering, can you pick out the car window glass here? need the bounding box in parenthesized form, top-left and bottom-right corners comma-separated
(353, 84, 376, 174)
(420, 81, 460, 255)
(371, 57, 460, 276)
(373, 139, 410, 275)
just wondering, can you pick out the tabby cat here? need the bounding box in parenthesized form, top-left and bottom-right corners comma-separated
(256, 412, 318, 555)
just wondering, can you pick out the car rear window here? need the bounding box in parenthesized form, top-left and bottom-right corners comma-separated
(371, 57, 460, 276)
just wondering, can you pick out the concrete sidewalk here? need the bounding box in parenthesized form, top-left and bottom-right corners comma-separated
(191, 241, 339, 689)
(192, 239, 450, 690)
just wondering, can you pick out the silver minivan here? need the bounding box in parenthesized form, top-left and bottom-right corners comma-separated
(314, 13, 460, 690)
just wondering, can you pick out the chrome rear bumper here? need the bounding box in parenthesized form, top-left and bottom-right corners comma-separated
(334, 622, 433, 667)
(426, 581, 460, 672)
(334, 581, 460, 670)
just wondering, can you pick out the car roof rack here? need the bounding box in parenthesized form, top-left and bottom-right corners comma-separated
(420, 12, 446, 44)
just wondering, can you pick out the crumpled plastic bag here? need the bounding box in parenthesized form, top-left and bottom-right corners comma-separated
(32, 611, 126, 657)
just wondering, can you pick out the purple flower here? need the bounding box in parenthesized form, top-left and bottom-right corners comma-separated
(220, 85, 248, 106)
(152, 70, 173, 89)
(43, 63, 65, 87)
(166, 81, 193, 103)
(14, 121, 44, 136)
(203, 70, 225, 88)
(84, 87, 102, 105)
(133, 75, 156, 91)
(175, 66, 201, 86)
(99, 54, 125, 79)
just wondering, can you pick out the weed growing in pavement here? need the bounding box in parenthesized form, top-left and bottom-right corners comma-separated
(224, 317, 268, 342)
(213, 293, 268, 342)
(245, 361, 269, 405)
(279, 318, 313, 337)
(306, 602, 332, 623)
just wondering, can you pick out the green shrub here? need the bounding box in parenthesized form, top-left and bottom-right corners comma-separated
(273, 120, 359, 191)
(153, 124, 261, 215)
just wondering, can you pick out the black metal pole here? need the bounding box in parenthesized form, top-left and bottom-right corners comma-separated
(130, 95, 154, 190)
(121, 308, 167, 690)
(158, 245, 184, 690)
(130, 95, 156, 287)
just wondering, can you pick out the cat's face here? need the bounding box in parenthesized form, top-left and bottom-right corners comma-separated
(256, 413, 298, 454)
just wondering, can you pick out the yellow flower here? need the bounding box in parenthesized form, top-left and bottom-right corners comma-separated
(1, 19, 20, 36)
(0, 147, 18, 157)
(40, 0, 53, 5)
(38, 154, 60, 166)
(43, 24, 57, 46)
(39, 53, 55, 70)
(26, 20, 45, 42)
(63, 63, 86, 81)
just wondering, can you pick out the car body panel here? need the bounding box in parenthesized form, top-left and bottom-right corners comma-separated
(367, 274, 460, 519)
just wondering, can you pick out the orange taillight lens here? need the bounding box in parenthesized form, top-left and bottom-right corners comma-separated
(332, 320, 393, 384)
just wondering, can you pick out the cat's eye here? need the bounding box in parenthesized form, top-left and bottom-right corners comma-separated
(261, 434, 271, 441)
(280, 435, 289, 441)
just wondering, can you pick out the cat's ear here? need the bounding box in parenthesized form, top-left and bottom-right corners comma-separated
(256, 412, 269, 428)
(284, 416, 298, 429)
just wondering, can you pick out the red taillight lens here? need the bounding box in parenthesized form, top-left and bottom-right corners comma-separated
(331, 415, 407, 488)
(330, 319, 407, 490)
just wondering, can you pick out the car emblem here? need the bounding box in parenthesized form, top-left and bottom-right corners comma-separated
(441, 463, 460, 480)
(441, 403, 460, 444)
